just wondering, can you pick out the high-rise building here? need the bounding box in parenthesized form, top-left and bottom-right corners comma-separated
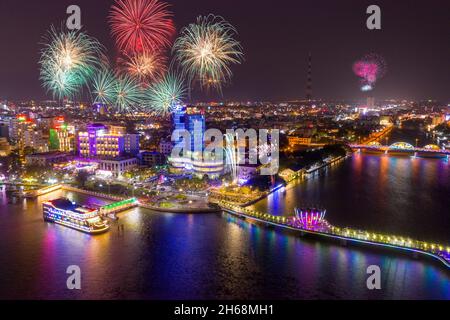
(172, 106, 205, 151)
(169, 106, 223, 178)
(367, 97, 375, 109)
(9, 114, 29, 143)
(9, 115, 48, 155)
(124, 134, 140, 156)
(23, 129, 49, 153)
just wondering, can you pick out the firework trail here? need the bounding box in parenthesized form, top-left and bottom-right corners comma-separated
(39, 26, 104, 100)
(109, 0, 175, 54)
(224, 133, 239, 185)
(112, 74, 144, 112)
(173, 14, 243, 93)
(353, 53, 386, 91)
(91, 68, 117, 105)
(144, 72, 186, 115)
(118, 51, 167, 86)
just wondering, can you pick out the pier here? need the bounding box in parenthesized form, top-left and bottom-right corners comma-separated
(99, 198, 139, 216)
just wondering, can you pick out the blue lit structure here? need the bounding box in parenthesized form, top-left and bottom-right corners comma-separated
(172, 106, 205, 151)
(170, 106, 224, 177)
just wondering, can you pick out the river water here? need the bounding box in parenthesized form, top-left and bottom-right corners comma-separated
(0, 127, 449, 300)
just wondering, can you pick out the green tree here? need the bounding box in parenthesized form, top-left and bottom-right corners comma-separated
(75, 170, 89, 188)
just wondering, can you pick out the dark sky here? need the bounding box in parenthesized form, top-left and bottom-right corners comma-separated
(0, 0, 449, 102)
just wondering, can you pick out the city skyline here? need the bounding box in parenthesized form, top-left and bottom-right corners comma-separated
(0, 0, 449, 102)
(0, 0, 450, 305)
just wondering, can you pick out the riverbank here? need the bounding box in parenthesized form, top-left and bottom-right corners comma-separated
(57, 185, 221, 214)
(244, 155, 347, 207)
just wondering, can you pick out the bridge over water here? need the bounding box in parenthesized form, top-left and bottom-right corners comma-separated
(350, 141, 450, 158)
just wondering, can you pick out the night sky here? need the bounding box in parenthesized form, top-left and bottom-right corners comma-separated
(0, 0, 448, 102)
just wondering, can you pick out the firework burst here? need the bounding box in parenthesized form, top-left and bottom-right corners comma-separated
(353, 53, 387, 91)
(39, 26, 104, 100)
(91, 68, 116, 105)
(109, 0, 175, 54)
(112, 74, 144, 112)
(144, 72, 186, 115)
(118, 50, 167, 85)
(173, 14, 243, 93)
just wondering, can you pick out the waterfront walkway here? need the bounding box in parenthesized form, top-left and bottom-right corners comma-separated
(218, 201, 450, 270)
(29, 182, 450, 269)
(41, 184, 220, 214)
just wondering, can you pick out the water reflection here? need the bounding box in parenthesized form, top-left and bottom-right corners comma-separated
(0, 172, 449, 299)
(254, 154, 450, 244)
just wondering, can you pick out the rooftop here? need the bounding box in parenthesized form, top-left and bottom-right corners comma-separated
(46, 198, 96, 214)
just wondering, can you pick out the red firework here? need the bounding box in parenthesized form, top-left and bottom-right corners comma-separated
(109, 0, 175, 54)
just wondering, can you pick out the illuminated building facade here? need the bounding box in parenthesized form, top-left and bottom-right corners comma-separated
(0, 137, 11, 157)
(288, 135, 312, 147)
(97, 157, 138, 177)
(49, 117, 75, 152)
(172, 106, 205, 151)
(78, 124, 139, 158)
(23, 129, 49, 153)
(169, 106, 224, 178)
(9, 114, 30, 144)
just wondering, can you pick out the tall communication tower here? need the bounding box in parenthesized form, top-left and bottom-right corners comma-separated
(306, 52, 312, 100)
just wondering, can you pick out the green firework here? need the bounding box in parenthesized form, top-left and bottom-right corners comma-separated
(92, 68, 116, 106)
(39, 26, 104, 100)
(144, 73, 186, 115)
(173, 14, 243, 93)
(113, 74, 144, 113)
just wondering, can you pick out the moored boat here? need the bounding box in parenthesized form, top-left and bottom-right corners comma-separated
(43, 198, 109, 234)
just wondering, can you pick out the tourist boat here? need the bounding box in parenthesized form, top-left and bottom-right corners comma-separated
(43, 198, 109, 234)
